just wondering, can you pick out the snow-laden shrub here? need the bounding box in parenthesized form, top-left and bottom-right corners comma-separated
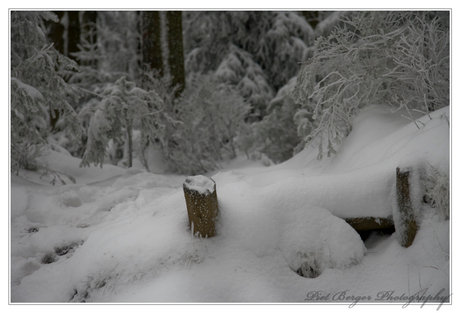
(80, 77, 173, 168)
(65, 12, 142, 160)
(139, 69, 179, 108)
(292, 11, 450, 159)
(162, 74, 251, 175)
(423, 163, 450, 220)
(11, 11, 82, 173)
(313, 11, 350, 38)
(236, 77, 301, 163)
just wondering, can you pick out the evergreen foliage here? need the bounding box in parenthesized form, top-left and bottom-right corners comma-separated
(11, 11, 82, 173)
(214, 44, 274, 120)
(15, 11, 411, 175)
(184, 11, 315, 118)
(162, 74, 251, 175)
(67, 12, 101, 87)
(69, 11, 140, 88)
(292, 11, 450, 159)
(66, 12, 142, 160)
(80, 76, 172, 168)
(236, 77, 301, 163)
(256, 12, 314, 91)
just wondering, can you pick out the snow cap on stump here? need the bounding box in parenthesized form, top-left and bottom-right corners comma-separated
(183, 175, 219, 238)
(183, 175, 216, 196)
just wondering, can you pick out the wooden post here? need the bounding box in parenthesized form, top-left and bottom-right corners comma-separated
(183, 175, 219, 238)
(396, 167, 418, 247)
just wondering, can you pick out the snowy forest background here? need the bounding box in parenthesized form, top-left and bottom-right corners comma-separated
(9, 9, 452, 304)
(11, 10, 449, 177)
(11, 10, 345, 175)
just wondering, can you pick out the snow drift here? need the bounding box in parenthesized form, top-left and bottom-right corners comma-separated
(10, 105, 450, 303)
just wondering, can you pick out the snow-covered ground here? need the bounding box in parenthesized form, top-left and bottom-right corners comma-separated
(9, 105, 450, 306)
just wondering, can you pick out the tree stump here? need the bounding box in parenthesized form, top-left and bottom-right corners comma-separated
(396, 167, 419, 247)
(183, 175, 219, 238)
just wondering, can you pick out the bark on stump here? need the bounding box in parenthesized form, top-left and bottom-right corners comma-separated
(183, 175, 219, 238)
(396, 167, 418, 247)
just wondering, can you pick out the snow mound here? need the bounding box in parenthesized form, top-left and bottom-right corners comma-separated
(10, 105, 450, 303)
(21, 148, 126, 186)
(279, 206, 365, 277)
(11, 173, 366, 302)
(218, 180, 366, 274)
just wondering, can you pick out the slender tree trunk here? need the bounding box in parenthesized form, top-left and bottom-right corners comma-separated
(124, 108, 133, 168)
(166, 11, 185, 97)
(136, 11, 143, 78)
(67, 11, 80, 63)
(48, 11, 66, 130)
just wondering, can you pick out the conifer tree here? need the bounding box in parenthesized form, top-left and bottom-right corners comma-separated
(11, 11, 82, 173)
(161, 74, 251, 174)
(184, 11, 314, 119)
(79, 76, 173, 168)
(80, 11, 98, 68)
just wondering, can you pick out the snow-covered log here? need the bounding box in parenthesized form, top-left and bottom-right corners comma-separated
(395, 167, 419, 247)
(183, 175, 219, 238)
(345, 217, 394, 232)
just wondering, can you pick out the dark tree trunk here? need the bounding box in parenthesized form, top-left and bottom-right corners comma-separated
(67, 11, 81, 63)
(166, 11, 185, 97)
(142, 11, 163, 75)
(48, 11, 65, 54)
(136, 11, 143, 76)
(47, 11, 66, 130)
